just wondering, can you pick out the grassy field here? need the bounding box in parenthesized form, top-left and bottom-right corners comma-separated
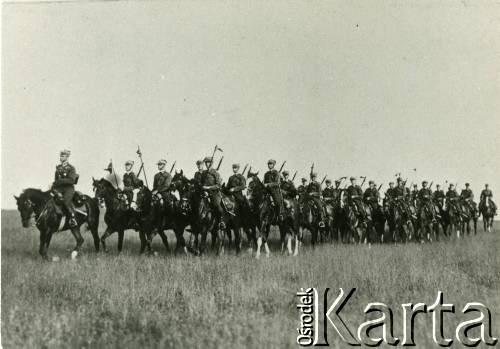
(1, 209, 499, 348)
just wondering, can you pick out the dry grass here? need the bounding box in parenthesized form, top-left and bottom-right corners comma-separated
(1, 210, 499, 348)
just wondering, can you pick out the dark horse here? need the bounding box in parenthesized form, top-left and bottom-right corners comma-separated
(386, 198, 413, 243)
(479, 199, 495, 233)
(15, 188, 100, 260)
(300, 195, 327, 247)
(459, 199, 478, 236)
(144, 171, 193, 254)
(248, 174, 300, 258)
(92, 178, 151, 253)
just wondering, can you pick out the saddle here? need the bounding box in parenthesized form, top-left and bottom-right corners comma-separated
(221, 195, 236, 216)
(51, 190, 87, 216)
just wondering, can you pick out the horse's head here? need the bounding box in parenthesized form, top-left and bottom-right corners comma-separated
(177, 197, 191, 216)
(14, 189, 48, 227)
(130, 186, 151, 212)
(14, 193, 36, 227)
(92, 177, 115, 208)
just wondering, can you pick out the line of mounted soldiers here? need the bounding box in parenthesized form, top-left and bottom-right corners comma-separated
(53, 149, 497, 229)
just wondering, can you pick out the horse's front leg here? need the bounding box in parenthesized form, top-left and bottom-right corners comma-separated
(117, 230, 125, 253)
(39, 230, 52, 261)
(70, 226, 84, 259)
(100, 227, 114, 252)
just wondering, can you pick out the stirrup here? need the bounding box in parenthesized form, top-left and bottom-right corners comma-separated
(218, 222, 226, 229)
(318, 221, 325, 228)
(69, 216, 78, 228)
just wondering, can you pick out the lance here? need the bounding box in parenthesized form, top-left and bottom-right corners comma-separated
(360, 176, 367, 187)
(310, 163, 314, 177)
(429, 181, 434, 189)
(320, 175, 327, 185)
(136, 146, 149, 188)
(291, 171, 297, 181)
(278, 160, 286, 174)
(378, 183, 383, 191)
(208, 145, 222, 170)
(247, 166, 252, 176)
(216, 156, 224, 171)
(241, 164, 248, 176)
(169, 161, 177, 174)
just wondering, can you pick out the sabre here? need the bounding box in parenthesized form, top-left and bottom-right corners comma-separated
(241, 164, 248, 176)
(169, 161, 177, 174)
(291, 171, 297, 181)
(429, 181, 433, 189)
(136, 145, 149, 188)
(378, 183, 383, 191)
(310, 163, 314, 177)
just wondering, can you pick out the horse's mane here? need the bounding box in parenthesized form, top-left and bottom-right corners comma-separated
(21, 188, 51, 199)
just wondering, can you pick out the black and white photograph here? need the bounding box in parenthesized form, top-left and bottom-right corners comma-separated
(1, 0, 499, 347)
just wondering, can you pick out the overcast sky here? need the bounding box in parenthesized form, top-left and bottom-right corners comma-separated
(2, 0, 500, 208)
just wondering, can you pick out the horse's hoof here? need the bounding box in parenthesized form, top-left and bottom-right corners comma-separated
(71, 251, 78, 260)
(51, 256, 60, 262)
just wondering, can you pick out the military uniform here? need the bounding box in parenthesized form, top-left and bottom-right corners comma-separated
(280, 178, 297, 200)
(307, 179, 326, 222)
(297, 181, 308, 202)
(263, 168, 282, 213)
(52, 162, 78, 224)
(433, 189, 445, 205)
(417, 187, 433, 216)
(363, 186, 380, 210)
(202, 167, 224, 215)
(446, 188, 461, 213)
(346, 182, 365, 217)
(227, 172, 247, 207)
(123, 171, 141, 204)
(153, 170, 174, 204)
(480, 188, 497, 213)
(460, 187, 477, 213)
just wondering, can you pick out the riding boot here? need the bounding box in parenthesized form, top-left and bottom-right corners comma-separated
(69, 213, 77, 228)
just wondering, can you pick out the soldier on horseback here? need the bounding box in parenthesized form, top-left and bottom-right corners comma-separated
(280, 171, 297, 200)
(446, 184, 460, 212)
(383, 181, 395, 212)
(263, 159, 283, 216)
(322, 179, 339, 204)
(297, 178, 308, 201)
(394, 178, 413, 218)
(363, 180, 380, 211)
(346, 177, 365, 218)
(193, 160, 204, 186)
(201, 156, 225, 224)
(52, 149, 79, 227)
(479, 184, 497, 215)
(227, 163, 247, 208)
(410, 184, 419, 207)
(460, 183, 477, 216)
(123, 160, 142, 207)
(306, 172, 326, 226)
(418, 181, 435, 222)
(152, 159, 174, 203)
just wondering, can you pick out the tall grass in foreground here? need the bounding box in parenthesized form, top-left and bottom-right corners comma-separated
(1, 210, 499, 348)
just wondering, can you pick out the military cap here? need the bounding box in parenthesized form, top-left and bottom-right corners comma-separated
(268, 159, 276, 165)
(397, 177, 403, 182)
(350, 176, 356, 181)
(301, 177, 307, 182)
(413, 184, 418, 187)
(334, 180, 341, 184)
(203, 156, 213, 162)
(465, 182, 470, 186)
(326, 179, 332, 184)
(60, 149, 71, 156)
(232, 163, 240, 169)
(196, 160, 203, 165)
(125, 160, 134, 166)
(282, 170, 289, 176)
(422, 181, 428, 185)
(157, 159, 167, 165)
(368, 180, 374, 185)
(449, 183, 454, 188)
(389, 181, 394, 185)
